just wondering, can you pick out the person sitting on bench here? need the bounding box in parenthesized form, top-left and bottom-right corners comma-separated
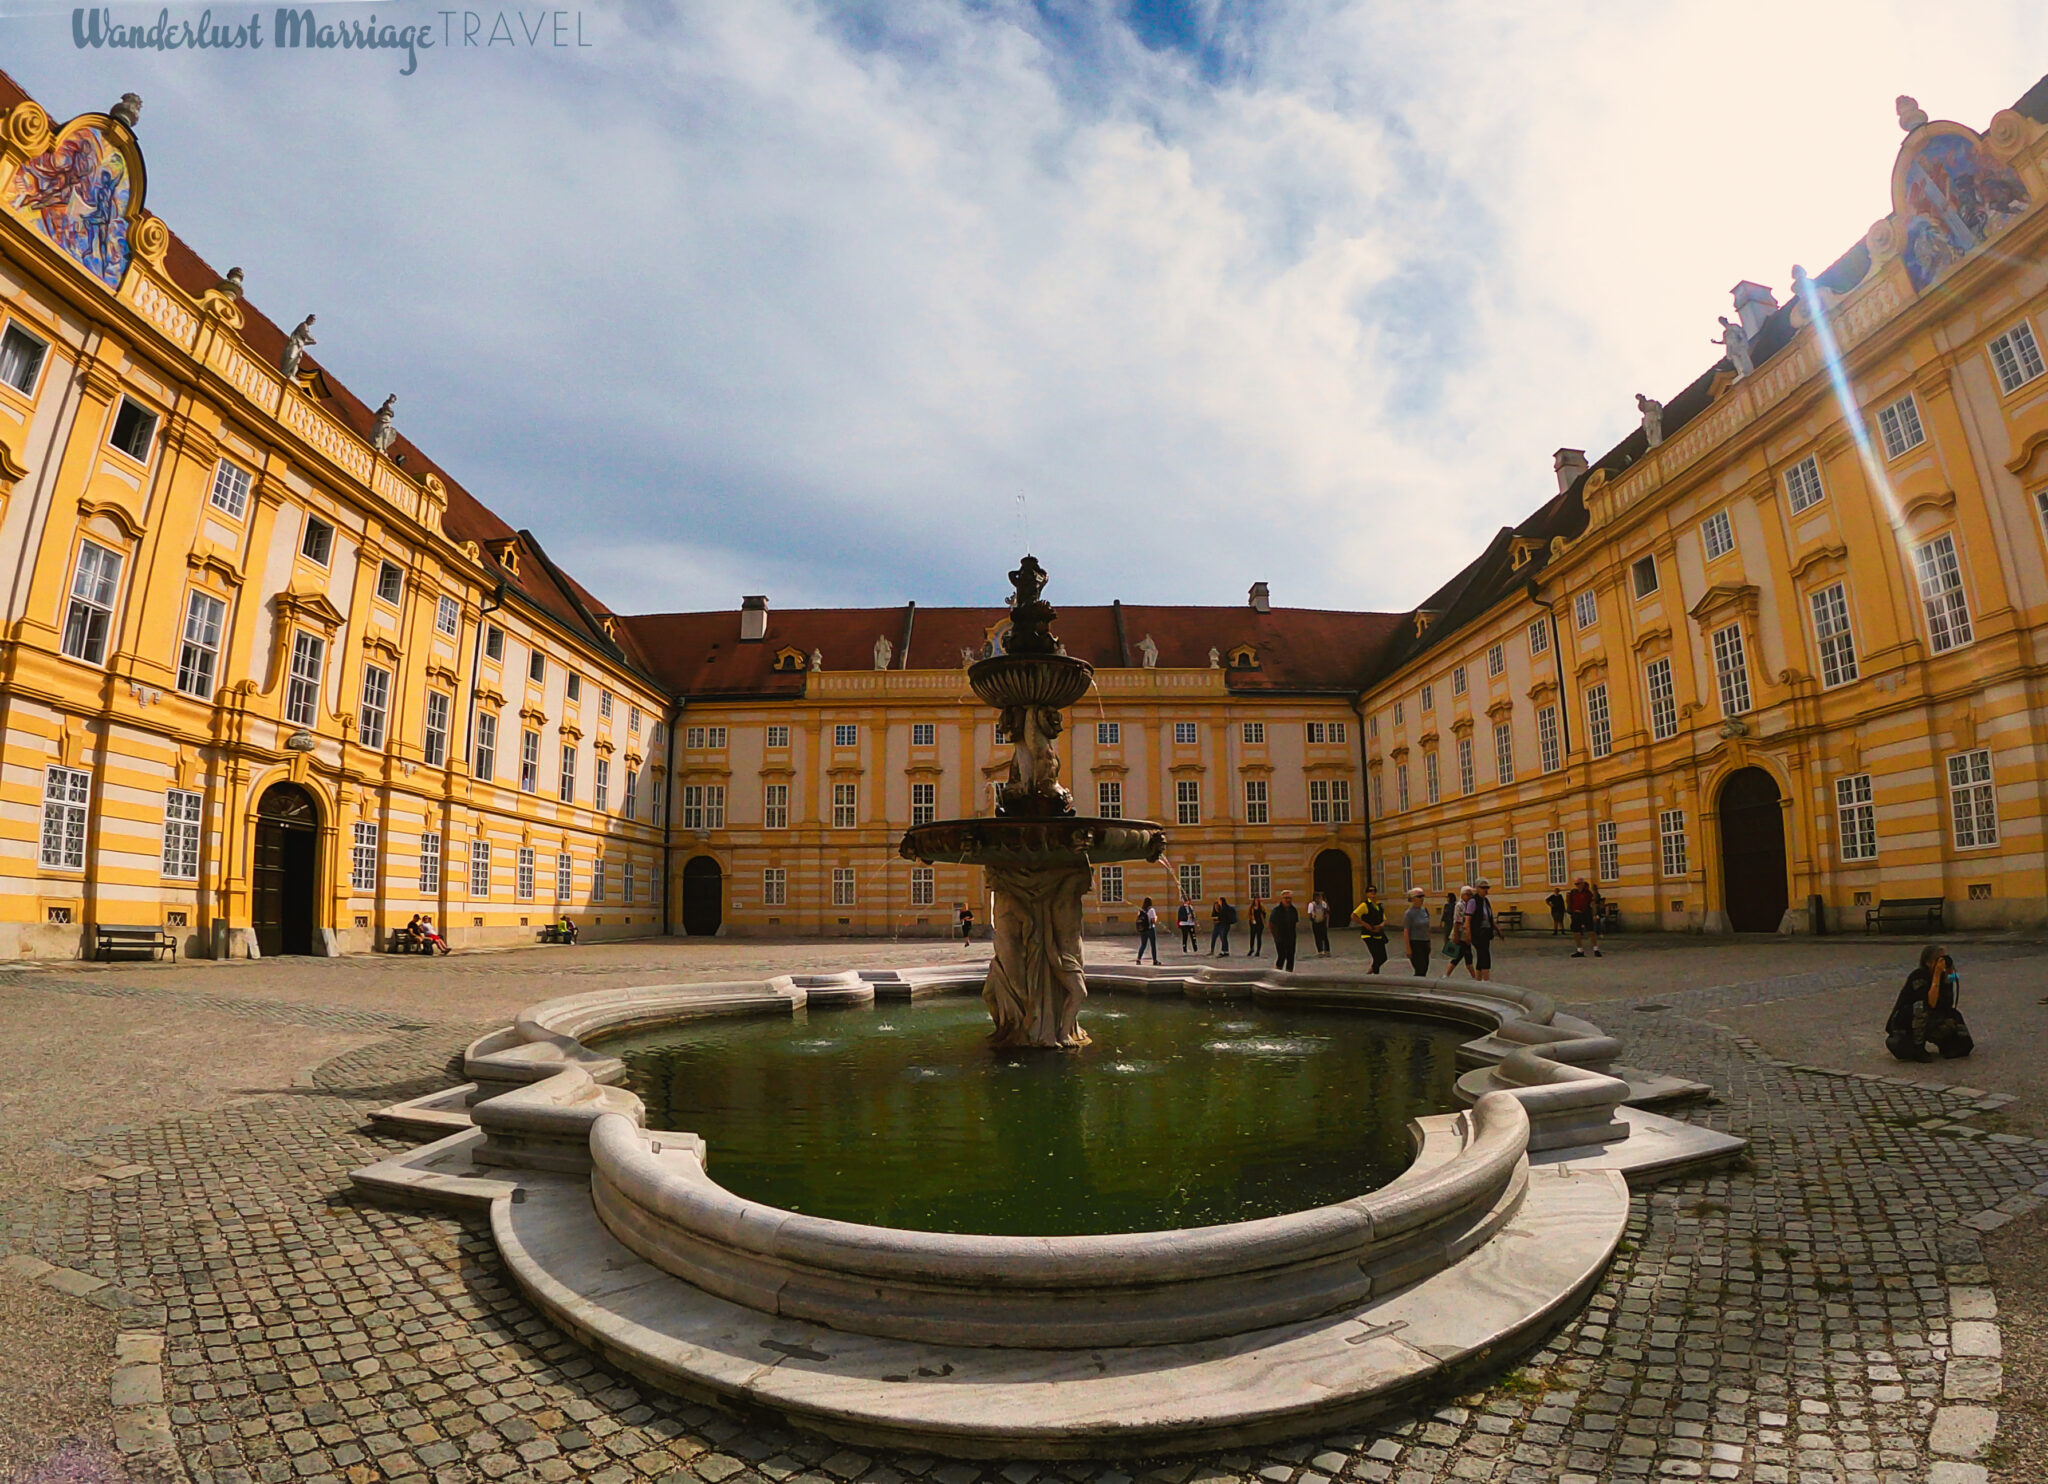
(417, 916, 451, 955)
(556, 916, 578, 945)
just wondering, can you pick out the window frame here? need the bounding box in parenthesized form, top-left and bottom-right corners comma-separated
(1486, 643, 1505, 678)
(518, 728, 540, 792)
(351, 822, 379, 893)
(419, 832, 441, 893)
(1174, 721, 1199, 746)
(374, 560, 404, 607)
(1424, 749, 1440, 804)
(1492, 719, 1514, 785)
(1572, 590, 1597, 632)
(107, 395, 158, 464)
(1097, 865, 1124, 905)
(1947, 749, 1999, 850)
(1537, 705, 1561, 772)
(1835, 773, 1877, 862)
(1988, 318, 2047, 394)
(1913, 532, 1974, 653)
(594, 756, 609, 810)
(0, 319, 50, 397)
(299, 515, 335, 567)
(834, 722, 858, 748)
(832, 781, 858, 828)
(61, 539, 124, 665)
(1630, 554, 1659, 599)
(1596, 820, 1619, 883)
(1456, 735, 1475, 794)
(911, 865, 936, 907)
(1243, 777, 1268, 825)
(1784, 454, 1826, 514)
(911, 780, 936, 827)
(763, 867, 787, 907)
(434, 595, 461, 637)
(1645, 656, 1678, 741)
(766, 724, 790, 749)
(1701, 508, 1735, 562)
(469, 839, 491, 898)
(558, 743, 577, 803)
(1241, 721, 1265, 745)
(358, 664, 392, 751)
(1659, 808, 1688, 877)
(208, 457, 253, 520)
(162, 788, 202, 881)
(1808, 582, 1859, 688)
(831, 867, 856, 907)
(473, 710, 498, 781)
(912, 722, 936, 748)
(176, 588, 226, 699)
(1527, 619, 1549, 657)
(1097, 780, 1122, 819)
(1876, 392, 1926, 461)
(1175, 779, 1200, 826)
(423, 691, 452, 767)
(1711, 623, 1752, 717)
(517, 846, 536, 902)
(284, 630, 324, 727)
(763, 783, 789, 830)
(1584, 683, 1612, 759)
(1500, 838, 1520, 890)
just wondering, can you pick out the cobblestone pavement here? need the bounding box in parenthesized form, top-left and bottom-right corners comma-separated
(5, 942, 2047, 1484)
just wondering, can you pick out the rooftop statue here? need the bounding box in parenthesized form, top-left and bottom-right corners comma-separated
(281, 315, 316, 380)
(1713, 316, 1754, 378)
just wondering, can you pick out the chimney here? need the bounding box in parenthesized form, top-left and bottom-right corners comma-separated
(1552, 448, 1589, 494)
(1247, 581, 1271, 614)
(1730, 281, 1779, 340)
(739, 595, 768, 642)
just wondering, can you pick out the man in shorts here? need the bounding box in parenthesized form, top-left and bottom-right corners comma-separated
(1567, 878, 1603, 957)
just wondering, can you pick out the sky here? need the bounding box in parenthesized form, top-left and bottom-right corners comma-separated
(6, 1, 2047, 617)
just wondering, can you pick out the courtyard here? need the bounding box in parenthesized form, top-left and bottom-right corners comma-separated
(4, 930, 2046, 1484)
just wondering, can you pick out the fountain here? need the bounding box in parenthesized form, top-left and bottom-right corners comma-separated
(899, 554, 1165, 1048)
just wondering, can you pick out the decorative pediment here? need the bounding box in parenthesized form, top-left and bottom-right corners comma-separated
(1416, 729, 1439, 750)
(906, 761, 946, 778)
(77, 496, 146, 541)
(1227, 644, 1259, 670)
(1788, 541, 1849, 583)
(2005, 425, 2048, 481)
(1088, 761, 1128, 778)
(1449, 717, 1474, 737)
(1573, 655, 1608, 683)
(623, 750, 644, 769)
(557, 722, 583, 741)
(1688, 583, 1760, 627)
(0, 432, 27, 493)
(1389, 744, 1409, 762)
(425, 662, 459, 688)
(773, 646, 806, 673)
(1631, 623, 1673, 657)
(1236, 761, 1274, 777)
(1508, 537, 1543, 571)
(1526, 678, 1558, 705)
(1898, 486, 1957, 525)
(1167, 760, 1205, 776)
(1484, 697, 1514, 720)
(486, 538, 521, 577)
(185, 545, 243, 588)
(473, 685, 505, 710)
(274, 584, 346, 633)
(361, 633, 401, 662)
(593, 737, 615, 755)
(519, 704, 548, 725)
(4, 105, 149, 290)
(1888, 119, 2031, 295)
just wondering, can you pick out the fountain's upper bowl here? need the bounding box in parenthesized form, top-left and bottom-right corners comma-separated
(968, 652, 1094, 712)
(900, 815, 1167, 868)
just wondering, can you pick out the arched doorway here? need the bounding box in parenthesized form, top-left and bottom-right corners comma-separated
(253, 782, 320, 956)
(1313, 849, 1354, 930)
(681, 855, 722, 936)
(1718, 767, 1789, 932)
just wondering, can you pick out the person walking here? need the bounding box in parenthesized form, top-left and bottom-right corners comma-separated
(1177, 899, 1199, 952)
(1210, 896, 1236, 955)
(1308, 891, 1332, 956)
(1134, 897, 1160, 965)
(1465, 880, 1499, 982)
(1567, 878, 1602, 957)
(1545, 889, 1567, 935)
(958, 904, 975, 943)
(1247, 898, 1266, 957)
(1352, 886, 1389, 974)
(1401, 888, 1433, 976)
(1269, 890, 1300, 971)
(1440, 889, 1469, 977)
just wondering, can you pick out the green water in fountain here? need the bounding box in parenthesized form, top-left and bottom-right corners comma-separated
(598, 994, 1468, 1237)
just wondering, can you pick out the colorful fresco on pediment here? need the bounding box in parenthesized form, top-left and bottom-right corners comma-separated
(9, 124, 135, 290)
(1895, 128, 2029, 292)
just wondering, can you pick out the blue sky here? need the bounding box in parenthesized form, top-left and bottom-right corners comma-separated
(7, 2, 2047, 615)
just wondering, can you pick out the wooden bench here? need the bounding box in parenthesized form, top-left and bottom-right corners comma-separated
(1497, 906, 1526, 933)
(94, 924, 176, 962)
(1866, 897, 1945, 934)
(384, 930, 431, 954)
(538, 923, 578, 944)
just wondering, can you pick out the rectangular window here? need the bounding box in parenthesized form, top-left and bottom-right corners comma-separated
(209, 457, 252, 519)
(834, 723, 857, 747)
(1877, 393, 1926, 460)
(1370, 771, 1382, 818)
(1809, 583, 1859, 687)
(61, 541, 123, 664)
(300, 515, 334, 566)
(832, 867, 856, 907)
(1785, 454, 1825, 513)
(162, 789, 202, 880)
(1174, 721, 1199, 745)
(517, 846, 535, 901)
(599, 690, 613, 720)
(1400, 855, 1412, 893)
(1537, 706, 1561, 772)
(992, 722, 1010, 747)
(763, 867, 787, 906)
(1545, 830, 1567, 886)
(1393, 702, 1405, 727)
(1331, 778, 1350, 823)
(176, 589, 226, 698)
(1425, 750, 1440, 804)
(911, 865, 936, 907)
(594, 757, 609, 810)
(1701, 509, 1735, 561)
(1631, 554, 1659, 598)
(766, 724, 790, 749)
(359, 665, 391, 751)
(1913, 533, 1974, 652)
(1487, 643, 1505, 677)
(912, 722, 936, 747)
(435, 594, 460, 637)
(1584, 684, 1612, 759)
(351, 822, 379, 892)
(1711, 625, 1752, 716)
(481, 625, 508, 664)
(1244, 779, 1269, 825)
(1242, 721, 1265, 745)
(1528, 619, 1549, 656)
(1420, 683, 1434, 712)
(833, 782, 857, 828)
(1948, 749, 1998, 849)
(623, 768, 639, 818)
(469, 839, 491, 898)
(623, 861, 637, 904)
(1989, 320, 2046, 393)
(1596, 820, 1618, 882)
(518, 729, 540, 792)
(652, 777, 666, 819)
(911, 781, 936, 826)
(566, 674, 582, 704)
(558, 744, 577, 802)
(1098, 865, 1124, 904)
(1572, 590, 1597, 631)
(1501, 838, 1520, 890)
(678, 784, 725, 829)
(419, 832, 441, 893)
(1659, 809, 1688, 876)
(1176, 779, 1200, 826)
(423, 692, 451, 767)
(474, 711, 498, 781)
(528, 650, 546, 685)
(285, 631, 324, 726)
(1836, 774, 1877, 862)
(1457, 736, 1475, 794)
(629, 705, 642, 736)
(592, 858, 606, 903)
(1308, 779, 1332, 825)
(556, 851, 572, 901)
(109, 396, 157, 462)
(1306, 721, 1327, 745)
(1097, 781, 1122, 818)
(1645, 657, 1678, 740)
(1179, 863, 1203, 902)
(1249, 862, 1271, 900)
(1329, 721, 1346, 744)
(1452, 664, 1468, 695)
(375, 561, 404, 606)
(0, 321, 49, 394)
(764, 783, 789, 829)
(1395, 763, 1409, 812)
(1493, 720, 1514, 785)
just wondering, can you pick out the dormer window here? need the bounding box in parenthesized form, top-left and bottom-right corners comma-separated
(1228, 644, 1258, 669)
(773, 646, 806, 673)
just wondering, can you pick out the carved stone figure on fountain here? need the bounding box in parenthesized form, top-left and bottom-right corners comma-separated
(1002, 555, 1060, 657)
(998, 701, 1073, 819)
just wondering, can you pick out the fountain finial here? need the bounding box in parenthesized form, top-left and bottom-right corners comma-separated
(1003, 555, 1060, 657)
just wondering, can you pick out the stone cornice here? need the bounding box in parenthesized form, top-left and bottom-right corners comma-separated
(1688, 582, 1760, 629)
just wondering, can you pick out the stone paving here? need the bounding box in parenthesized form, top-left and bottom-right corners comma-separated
(4, 940, 2047, 1484)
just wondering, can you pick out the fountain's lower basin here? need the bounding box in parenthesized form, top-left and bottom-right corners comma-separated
(898, 815, 1166, 867)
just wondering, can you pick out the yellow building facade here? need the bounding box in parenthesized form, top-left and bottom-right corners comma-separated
(1362, 87, 2048, 933)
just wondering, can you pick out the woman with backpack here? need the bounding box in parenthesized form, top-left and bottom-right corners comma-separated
(1177, 899, 1199, 952)
(1885, 945, 1973, 1061)
(1134, 898, 1160, 965)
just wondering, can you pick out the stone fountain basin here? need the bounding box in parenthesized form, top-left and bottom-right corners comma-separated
(966, 652, 1095, 710)
(898, 815, 1166, 867)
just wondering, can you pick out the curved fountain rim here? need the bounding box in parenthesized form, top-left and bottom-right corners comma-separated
(465, 966, 1589, 1257)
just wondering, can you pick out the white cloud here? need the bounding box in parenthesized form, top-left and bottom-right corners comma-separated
(8, 1, 2045, 615)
